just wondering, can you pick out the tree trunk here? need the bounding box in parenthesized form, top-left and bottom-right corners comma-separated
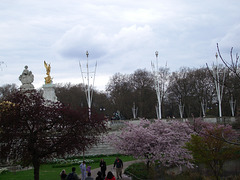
(33, 157, 40, 180)
(146, 159, 150, 170)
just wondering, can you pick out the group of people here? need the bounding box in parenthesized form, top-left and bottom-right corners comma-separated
(98, 157, 123, 180)
(60, 157, 124, 180)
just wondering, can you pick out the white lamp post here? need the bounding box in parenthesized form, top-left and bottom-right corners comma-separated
(212, 53, 226, 118)
(79, 51, 97, 119)
(151, 51, 162, 119)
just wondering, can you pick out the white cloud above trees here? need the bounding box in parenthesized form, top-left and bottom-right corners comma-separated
(0, 0, 239, 91)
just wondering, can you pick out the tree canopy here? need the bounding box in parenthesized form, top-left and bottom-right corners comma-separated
(108, 119, 193, 168)
(0, 90, 107, 180)
(186, 119, 240, 179)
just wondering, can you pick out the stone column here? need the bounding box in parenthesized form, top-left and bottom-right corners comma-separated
(42, 83, 57, 102)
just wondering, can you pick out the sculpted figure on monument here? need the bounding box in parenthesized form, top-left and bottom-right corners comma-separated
(42, 61, 57, 102)
(19, 65, 34, 91)
(19, 65, 34, 84)
(44, 61, 52, 84)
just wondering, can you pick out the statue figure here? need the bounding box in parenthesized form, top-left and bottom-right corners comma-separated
(44, 61, 52, 84)
(44, 61, 51, 76)
(42, 61, 57, 102)
(19, 65, 34, 91)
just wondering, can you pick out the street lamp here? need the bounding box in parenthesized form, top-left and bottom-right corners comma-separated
(79, 51, 97, 119)
(151, 51, 162, 119)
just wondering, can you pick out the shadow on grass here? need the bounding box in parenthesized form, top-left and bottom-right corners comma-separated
(124, 162, 240, 180)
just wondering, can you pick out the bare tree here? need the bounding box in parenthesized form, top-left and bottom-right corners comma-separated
(217, 43, 240, 79)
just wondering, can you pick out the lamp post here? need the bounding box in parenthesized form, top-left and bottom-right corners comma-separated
(229, 95, 236, 117)
(151, 51, 162, 119)
(132, 102, 138, 119)
(201, 99, 207, 117)
(0, 61, 6, 71)
(79, 51, 97, 119)
(179, 101, 184, 119)
(212, 53, 226, 118)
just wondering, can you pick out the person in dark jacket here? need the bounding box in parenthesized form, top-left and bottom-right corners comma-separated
(66, 167, 79, 180)
(100, 159, 107, 178)
(113, 157, 123, 179)
(96, 171, 104, 180)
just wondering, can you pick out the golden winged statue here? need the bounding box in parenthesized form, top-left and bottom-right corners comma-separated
(44, 61, 51, 76)
(44, 61, 52, 84)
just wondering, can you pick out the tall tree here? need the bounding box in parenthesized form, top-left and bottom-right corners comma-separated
(106, 73, 133, 119)
(92, 91, 114, 119)
(190, 67, 215, 117)
(167, 68, 194, 118)
(129, 69, 155, 118)
(217, 43, 240, 80)
(0, 90, 107, 180)
(216, 44, 240, 116)
(0, 84, 18, 101)
(55, 83, 87, 109)
(55, 83, 113, 118)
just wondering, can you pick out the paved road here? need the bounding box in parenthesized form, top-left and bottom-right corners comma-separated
(82, 160, 141, 180)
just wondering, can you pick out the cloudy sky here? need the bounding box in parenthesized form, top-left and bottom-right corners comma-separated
(0, 0, 239, 91)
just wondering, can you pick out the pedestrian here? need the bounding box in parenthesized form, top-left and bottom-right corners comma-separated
(85, 172, 94, 180)
(80, 160, 87, 180)
(87, 164, 91, 174)
(100, 159, 106, 178)
(105, 171, 116, 180)
(96, 171, 104, 180)
(113, 157, 123, 179)
(60, 169, 67, 180)
(66, 167, 79, 180)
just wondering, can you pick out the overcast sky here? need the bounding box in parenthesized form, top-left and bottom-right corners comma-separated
(0, 0, 239, 91)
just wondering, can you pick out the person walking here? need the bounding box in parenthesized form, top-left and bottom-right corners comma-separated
(80, 161, 87, 180)
(105, 171, 116, 180)
(113, 157, 123, 179)
(66, 167, 79, 180)
(100, 159, 106, 178)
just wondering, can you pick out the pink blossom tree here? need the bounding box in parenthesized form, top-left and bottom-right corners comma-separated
(108, 119, 193, 168)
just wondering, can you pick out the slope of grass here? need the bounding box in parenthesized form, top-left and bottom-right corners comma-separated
(0, 154, 135, 180)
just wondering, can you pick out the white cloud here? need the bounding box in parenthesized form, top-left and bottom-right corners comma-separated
(53, 25, 109, 59)
(0, 0, 240, 91)
(54, 24, 154, 63)
(219, 24, 240, 51)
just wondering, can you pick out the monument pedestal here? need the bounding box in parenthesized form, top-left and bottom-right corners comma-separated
(42, 83, 57, 102)
(20, 84, 34, 91)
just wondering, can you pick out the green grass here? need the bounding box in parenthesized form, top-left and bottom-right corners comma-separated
(0, 154, 135, 180)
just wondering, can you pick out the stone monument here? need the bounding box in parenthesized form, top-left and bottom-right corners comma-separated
(19, 65, 34, 91)
(42, 61, 57, 102)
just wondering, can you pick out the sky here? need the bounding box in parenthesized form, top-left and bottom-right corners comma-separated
(0, 0, 240, 91)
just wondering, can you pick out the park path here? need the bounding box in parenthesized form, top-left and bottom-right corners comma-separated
(81, 160, 142, 180)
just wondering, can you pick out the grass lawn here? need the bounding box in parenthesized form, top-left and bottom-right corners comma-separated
(0, 154, 135, 180)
